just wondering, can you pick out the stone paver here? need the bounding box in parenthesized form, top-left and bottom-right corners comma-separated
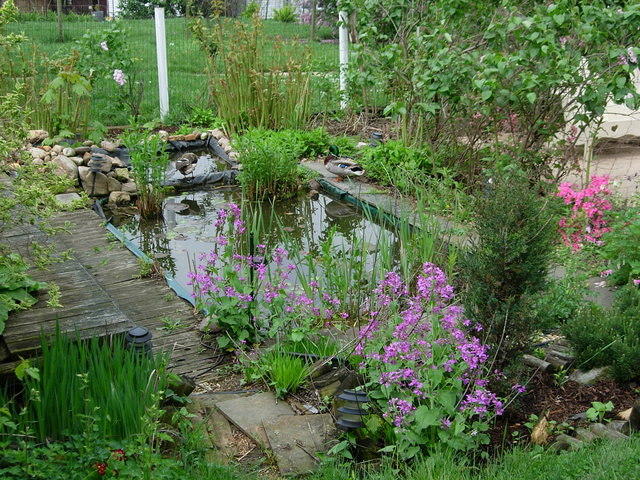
(263, 413, 337, 476)
(215, 392, 295, 445)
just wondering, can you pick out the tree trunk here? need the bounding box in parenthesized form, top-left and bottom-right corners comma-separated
(56, 0, 64, 42)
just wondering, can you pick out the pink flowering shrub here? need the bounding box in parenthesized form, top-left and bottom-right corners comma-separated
(356, 263, 503, 457)
(557, 175, 612, 251)
(189, 204, 348, 348)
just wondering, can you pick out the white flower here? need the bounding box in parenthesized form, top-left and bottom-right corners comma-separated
(113, 69, 126, 86)
(100, 41, 108, 51)
(628, 47, 638, 64)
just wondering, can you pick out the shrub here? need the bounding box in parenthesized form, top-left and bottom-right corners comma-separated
(274, 4, 297, 23)
(0, 254, 46, 335)
(359, 141, 440, 193)
(241, 1, 260, 19)
(460, 170, 555, 363)
(599, 201, 640, 285)
(355, 263, 504, 459)
(245, 347, 309, 398)
(564, 285, 640, 382)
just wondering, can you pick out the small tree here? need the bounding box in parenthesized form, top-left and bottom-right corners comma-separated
(460, 168, 555, 364)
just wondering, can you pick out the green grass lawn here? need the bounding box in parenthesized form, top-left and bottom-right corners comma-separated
(8, 18, 339, 125)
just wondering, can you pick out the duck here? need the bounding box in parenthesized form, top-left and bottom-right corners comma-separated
(323, 145, 365, 181)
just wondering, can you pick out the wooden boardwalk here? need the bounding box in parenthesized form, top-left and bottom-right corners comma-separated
(1, 209, 221, 379)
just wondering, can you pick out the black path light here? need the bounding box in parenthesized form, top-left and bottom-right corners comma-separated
(335, 389, 370, 430)
(124, 326, 153, 355)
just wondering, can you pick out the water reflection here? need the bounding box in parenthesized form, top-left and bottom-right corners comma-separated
(114, 188, 399, 295)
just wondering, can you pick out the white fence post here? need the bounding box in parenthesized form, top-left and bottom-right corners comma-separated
(154, 7, 170, 121)
(338, 10, 349, 110)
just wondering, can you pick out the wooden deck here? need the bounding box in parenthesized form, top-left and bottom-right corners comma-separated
(1, 209, 221, 379)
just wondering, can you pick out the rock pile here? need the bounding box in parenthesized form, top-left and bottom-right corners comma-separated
(26, 133, 138, 204)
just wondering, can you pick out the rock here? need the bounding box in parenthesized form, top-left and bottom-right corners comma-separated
(215, 392, 295, 446)
(318, 380, 341, 398)
(62, 147, 75, 157)
(589, 422, 628, 440)
(629, 398, 640, 431)
(166, 373, 196, 398)
(29, 147, 47, 159)
(43, 154, 51, 163)
(53, 155, 78, 180)
(74, 146, 91, 155)
(107, 177, 122, 192)
(211, 128, 224, 140)
(69, 156, 84, 166)
(200, 132, 209, 140)
(112, 168, 130, 182)
(228, 151, 239, 161)
(158, 130, 169, 141)
(551, 434, 583, 451)
(55, 192, 81, 206)
(569, 366, 609, 385)
(530, 415, 549, 445)
(83, 140, 93, 146)
(356, 141, 369, 149)
(574, 427, 598, 442)
(263, 414, 336, 476)
(522, 354, 553, 372)
(88, 155, 113, 173)
(608, 420, 631, 435)
(111, 157, 125, 168)
(107, 191, 130, 206)
(41, 145, 51, 152)
(218, 137, 231, 151)
(122, 182, 138, 194)
(81, 171, 109, 196)
(544, 354, 569, 370)
(82, 152, 92, 164)
(31, 158, 44, 166)
(308, 179, 321, 191)
(27, 129, 48, 144)
(197, 317, 222, 334)
(100, 140, 118, 152)
(52, 145, 63, 154)
(313, 367, 351, 388)
(308, 188, 320, 199)
(184, 133, 198, 141)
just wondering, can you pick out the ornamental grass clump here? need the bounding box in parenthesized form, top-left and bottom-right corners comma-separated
(356, 263, 503, 458)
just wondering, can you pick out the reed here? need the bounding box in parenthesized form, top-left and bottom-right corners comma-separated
(22, 331, 166, 440)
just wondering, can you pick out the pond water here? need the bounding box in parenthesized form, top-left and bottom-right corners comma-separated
(111, 187, 401, 296)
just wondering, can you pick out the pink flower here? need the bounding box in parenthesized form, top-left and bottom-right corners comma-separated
(633, 279, 640, 286)
(600, 269, 614, 277)
(113, 69, 126, 86)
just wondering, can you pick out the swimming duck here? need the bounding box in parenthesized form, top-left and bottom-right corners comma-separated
(323, 145, 365, 181)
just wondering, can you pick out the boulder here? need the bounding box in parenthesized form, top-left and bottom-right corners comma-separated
(630, 398, 640, 431)
(82, 152, 92, 164)
(111, 156, 125, 168)
(88, 155, 113, 173)
(569, 367, 609, 385)
(100, 140, 118, 152)
(74, 146, 91, 155)
(122, 182, 138, 194)
(32, 158, 44, 166)
(184, 133, 199, 141)
(107, 177, 122, 192)
(81, 171, 109, 196)
(53, 155, 78, 180)
(211, 128, 225, 140)
(69, 156, 84, 166)
(29, 147, 47, 159)
(158, 130, 169, 141)
(62, 147, 75, 157)
(108, 191, 131, 206)
(112, 168, 131, 182)
(27, 129, 48, 144)
(200, 132, 209, 140)
(41, 145, 51, 152)
(55, 192, 81, 206)
(52, 145, 63, 154)
(83, 140, 94, 146)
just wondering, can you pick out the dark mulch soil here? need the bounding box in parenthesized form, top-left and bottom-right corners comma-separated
(490, 371, 637, 448)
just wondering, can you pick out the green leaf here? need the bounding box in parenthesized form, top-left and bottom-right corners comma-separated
(413, 406, 442, 429)
(526, 92, 537, 104)
(481, 90, 492, 101)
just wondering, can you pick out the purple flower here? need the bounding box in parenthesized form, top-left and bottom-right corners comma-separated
(113, 69, 126, 86)
(511, 384, 526, 394)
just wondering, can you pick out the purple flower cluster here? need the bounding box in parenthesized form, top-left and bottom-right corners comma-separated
(356, 263, 502, 430)
(188, 204, 350, 341)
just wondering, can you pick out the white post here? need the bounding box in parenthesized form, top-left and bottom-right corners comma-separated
(338, 10, 349, 110)
(154, 7, 169, 121)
